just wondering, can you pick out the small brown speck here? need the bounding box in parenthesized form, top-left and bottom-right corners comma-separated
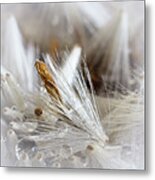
(87, 145, 94, 151)
(34, 108, 43, 117)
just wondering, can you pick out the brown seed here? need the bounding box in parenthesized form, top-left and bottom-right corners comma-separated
(34, 108, 43, 117)
(35, 60, 62, 102)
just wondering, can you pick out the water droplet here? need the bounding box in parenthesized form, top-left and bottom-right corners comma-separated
(60, 144, 73, 158)
(7, 129, 15, 137)
(52, 161, 61, 168)
(3, 107, 9, 113)
(56, 120, 68, 137)
(16, 139, 38, 160)
(35, 152, 44, 161)
(81, 156, 89, 167)
(76, 152, 89, 167)
(50, 150, 57, 156)
(11, 105, 17, 111)
(31, 146, 37, 152)
(19, 152, 28, 160)
(1, 137, 7, 143)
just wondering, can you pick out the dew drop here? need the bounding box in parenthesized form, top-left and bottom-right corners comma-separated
(60, 144, 73, 159)
(3, 107, 9, 113)
(52, 161, 61, 168)
(19, 152, 28, 160)
(50, 150, 57, 156)
(16, 139, 38, 160)
(1, 137, 7, 143)
(11, 105, 17, 111)
(7, 129, 15, 137)
(76, 152, 89, 167)
(35, 152, 44, 161)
